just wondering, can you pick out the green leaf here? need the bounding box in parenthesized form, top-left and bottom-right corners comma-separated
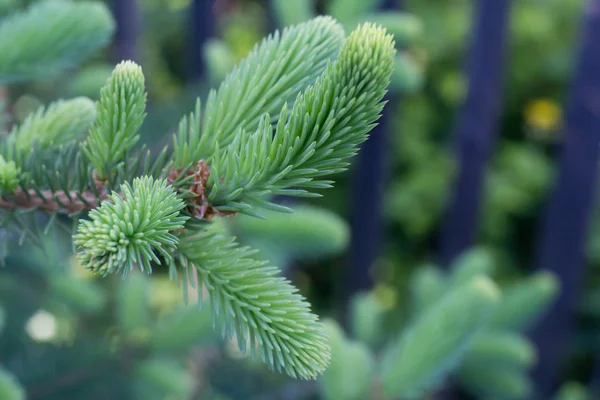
(83, 61, 147, 179)
(380, 277, 501, 399)
(208, 23, 395, 213)
(0, 0, 115, 83)
(178, 229, 330, 380)
(490, 271, 559, 331)
(319, 319, 375, 400)
(173, 16, 345, 168)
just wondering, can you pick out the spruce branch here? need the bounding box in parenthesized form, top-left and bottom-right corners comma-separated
(0, 142, 106, 215)
(83, 61, 147, 180)
(172, 16, 345, 168)
(0, 16, 399, 384)
(0, 187, 103, 214)
(2, 97, 96, 160)
(462, 332, 536, 370)
(489, 272, 559, 331)
(381, 277, 501, 399)
(74, 176, 188, 277)
(0, 0, 115, 83)
(178, 229, 330, 380)
(320, 319, 375, 400)
(206, 23, 396, 214)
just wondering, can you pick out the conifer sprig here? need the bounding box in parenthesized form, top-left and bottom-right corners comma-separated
(206, 23, 395, 214)
(172, 16, 345, 168)
(178, 230, 330, 379)
(0, 14, 397, 382)
(2, 97, 96, 161)
(0, 0, 115, 83)
(83, 61, 147, 180)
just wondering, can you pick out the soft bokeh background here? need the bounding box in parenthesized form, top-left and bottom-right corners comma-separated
(2, 0, 599, 399)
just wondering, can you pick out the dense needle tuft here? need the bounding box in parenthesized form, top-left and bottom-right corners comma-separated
(83, 60, 147, 179)
(74, 176, 188, 277)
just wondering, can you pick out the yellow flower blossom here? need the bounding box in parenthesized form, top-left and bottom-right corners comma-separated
(524, 98, 562, 131)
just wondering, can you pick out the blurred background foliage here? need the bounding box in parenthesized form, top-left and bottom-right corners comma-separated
(2, 0, 599, 398)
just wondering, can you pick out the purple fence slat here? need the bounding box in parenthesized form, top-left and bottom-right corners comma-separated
(113, 0, 139, 62)
(438, 0, 512, 267)
(189, 0, 216, 81)
(346, 96, 395, 294)
(344, 0, 399, 313)
(530, 0, 600, 395)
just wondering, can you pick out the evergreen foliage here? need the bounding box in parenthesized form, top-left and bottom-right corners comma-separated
(3, 97, 96, 157)
(403, 248, 559, 399)
(381, 277, 501, 399)
(0, 6, 397, 383)
(178, 229, 330, 379)
(0, 0, 114, 83)
(83, 61, 147, 179)
(74, 176, 188, 277)
(0, 156, 19, 195)
(490, 272, 559, 331)
(206, 23, 394, 214)
(311, 247, 561, 400)
(319, 319, 374, 400)
(173, 16, 345, 169)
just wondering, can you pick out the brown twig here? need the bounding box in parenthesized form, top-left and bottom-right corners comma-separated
(0, 161, 232, 221)
(168, 160, 235, 220)
(0, 168, 108, 214)
(0, 187, 108, 214)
